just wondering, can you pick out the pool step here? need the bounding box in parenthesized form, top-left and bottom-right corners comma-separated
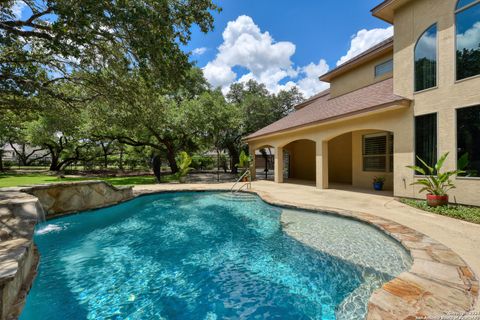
(216, 192, 258, 202)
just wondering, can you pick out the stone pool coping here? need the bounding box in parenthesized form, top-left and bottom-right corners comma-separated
(0, 182, 477, 319)
(135, 187, 479, 319)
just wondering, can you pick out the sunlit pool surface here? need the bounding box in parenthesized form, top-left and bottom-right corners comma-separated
(22, 192, 411, 319)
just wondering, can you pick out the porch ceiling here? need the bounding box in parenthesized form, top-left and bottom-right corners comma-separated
(246, 78, 410, 141)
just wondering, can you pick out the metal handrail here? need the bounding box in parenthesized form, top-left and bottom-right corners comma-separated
(230, 169, 251, 193)
(235, 181, 251, 193)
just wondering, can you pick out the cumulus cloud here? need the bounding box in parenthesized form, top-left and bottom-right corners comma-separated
(192, 47, 207, 56)
(336, 26, 394, 66)
(203, 15, 329, 97)
(296, 60, 330, 97)
(202, 16, 396, 98)
(11, 1, 27, 19)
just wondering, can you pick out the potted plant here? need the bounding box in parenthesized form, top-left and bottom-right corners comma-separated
(407, 152, 464, 207)
(237, 150, 252, 182)
(372, 176, 385, 191)
(176, 151, 193, 183)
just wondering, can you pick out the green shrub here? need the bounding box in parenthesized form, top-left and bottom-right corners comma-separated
(191, 154, 215, 170)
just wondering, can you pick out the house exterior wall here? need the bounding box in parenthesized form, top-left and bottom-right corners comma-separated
(247, 0, 480, 206)
(393, 0, 480, 205)
(328, 132, 353, 184)
(330, 52, 393, 98)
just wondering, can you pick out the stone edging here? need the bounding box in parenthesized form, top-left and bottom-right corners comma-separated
(134, 187, 479, 319)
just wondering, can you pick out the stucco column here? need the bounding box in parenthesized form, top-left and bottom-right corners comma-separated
(316, 141, 329, 189)
(248, 145, 256, 181)
(274, 146, 284, 183)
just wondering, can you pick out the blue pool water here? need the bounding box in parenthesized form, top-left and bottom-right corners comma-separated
(21, 192, 410, 319)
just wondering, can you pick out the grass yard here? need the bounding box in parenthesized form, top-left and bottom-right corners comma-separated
(0, 172, 176, 188)
(401, 198, 480, 225)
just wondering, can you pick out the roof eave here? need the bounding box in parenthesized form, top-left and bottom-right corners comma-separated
(244, 99, 411, 142)
(371, 0, 414, 24)
(371, 0, 395, 23)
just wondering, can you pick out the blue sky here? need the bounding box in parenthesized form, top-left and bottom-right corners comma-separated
(187, 1, 390, 68)
(185, 0, 393, 96)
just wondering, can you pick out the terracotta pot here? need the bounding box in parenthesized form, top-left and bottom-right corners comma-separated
(427, 194, 448, 207)
(179, 176, 187, 183)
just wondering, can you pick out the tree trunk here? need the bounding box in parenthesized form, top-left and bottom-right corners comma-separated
(49, 153, 60, 171)
(228, 145, 240, 174)
(152, 155, 162, 183)
(165, 145, 178, 174)
(118, 146, 124, 171)
(0, 150, 4, 172)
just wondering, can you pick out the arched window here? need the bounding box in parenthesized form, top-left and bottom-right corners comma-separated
(456, 0, 480, 80)
(415, 24, 437, 92)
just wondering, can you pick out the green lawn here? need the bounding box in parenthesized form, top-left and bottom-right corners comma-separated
(0, 172, 176, 188)
(400, 198, 480, 225)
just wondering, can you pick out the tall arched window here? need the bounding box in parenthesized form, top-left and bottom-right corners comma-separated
(456, 0, 480, 80)
(415, 24, 437, 92)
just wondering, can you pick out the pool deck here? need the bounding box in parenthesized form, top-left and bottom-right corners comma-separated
(134, 180, 480, 317)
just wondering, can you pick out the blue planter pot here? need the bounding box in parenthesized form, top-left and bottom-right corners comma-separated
(373, 182, 384, 191)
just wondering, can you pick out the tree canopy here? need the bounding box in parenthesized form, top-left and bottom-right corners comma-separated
(0, 0, 219, 109)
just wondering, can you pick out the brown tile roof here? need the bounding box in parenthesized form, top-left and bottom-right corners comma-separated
(294, 89, 330, 110)
(246, 78, 410, 140)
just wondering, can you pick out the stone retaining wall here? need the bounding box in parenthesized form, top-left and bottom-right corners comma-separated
(0, 181, 134, 319)
(0, 193, 40, 320)
(1, 181, 134, 218)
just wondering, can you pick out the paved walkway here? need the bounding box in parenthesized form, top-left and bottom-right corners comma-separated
(134, 180, 480, 311)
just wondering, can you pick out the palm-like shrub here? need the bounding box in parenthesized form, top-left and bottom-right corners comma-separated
(407, 152, 464, 196)
(237, 150, 252, 170)
(176, 151, 193, 182)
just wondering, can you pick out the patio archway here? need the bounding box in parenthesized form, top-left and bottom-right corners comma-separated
(282, 139, 316, 184)
(252, 145, 275, 181)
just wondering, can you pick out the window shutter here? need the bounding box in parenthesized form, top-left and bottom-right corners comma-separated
(363, 135, 387, 155)
(363, 133, 390, 172)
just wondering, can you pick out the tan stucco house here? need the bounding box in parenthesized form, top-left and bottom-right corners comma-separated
(246, 0, 480, 206)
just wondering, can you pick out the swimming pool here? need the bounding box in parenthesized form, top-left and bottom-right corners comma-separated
(21, 192, 411, 319)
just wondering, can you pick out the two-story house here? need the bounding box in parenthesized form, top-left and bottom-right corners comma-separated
(245, 0, 480, 206)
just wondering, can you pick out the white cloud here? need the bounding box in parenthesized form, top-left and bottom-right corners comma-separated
(192, 47, 207, 56)
(457, 22, 480, 51)
(203, 15, 329, 97)
(296, 60, 330, 97)
(11, 1, 27, 19)
(336, 26, 394, 66)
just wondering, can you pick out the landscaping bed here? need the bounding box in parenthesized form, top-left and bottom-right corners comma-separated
(400, 198, 480, 225)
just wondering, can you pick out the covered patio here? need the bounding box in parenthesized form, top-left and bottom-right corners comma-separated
(246, 78, 412, 195)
